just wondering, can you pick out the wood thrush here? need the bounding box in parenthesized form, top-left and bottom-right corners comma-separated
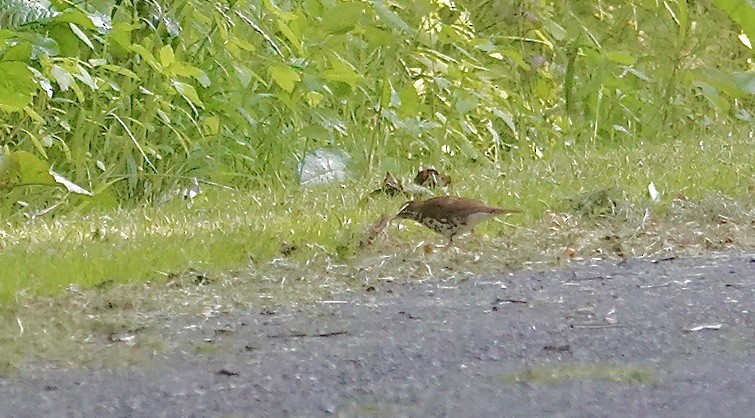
(395, 196, 520, 244)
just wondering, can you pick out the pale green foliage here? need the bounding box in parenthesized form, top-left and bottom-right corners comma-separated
(0, 0, 751, 211)
(0, 0, 57, 28)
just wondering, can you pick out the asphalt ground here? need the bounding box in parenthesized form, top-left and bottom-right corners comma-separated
(1, 252, 753, 417)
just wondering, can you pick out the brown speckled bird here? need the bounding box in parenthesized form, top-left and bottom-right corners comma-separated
(395, 196, 520, 244)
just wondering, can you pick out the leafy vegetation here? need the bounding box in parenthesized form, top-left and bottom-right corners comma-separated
(1, 0, 752, 204)
(0, 0, 753, 304)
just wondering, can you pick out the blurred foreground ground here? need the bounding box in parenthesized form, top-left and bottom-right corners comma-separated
(1, 252, 753, 417)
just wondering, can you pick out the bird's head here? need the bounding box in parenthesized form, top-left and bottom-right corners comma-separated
(395, 200, 420, 219)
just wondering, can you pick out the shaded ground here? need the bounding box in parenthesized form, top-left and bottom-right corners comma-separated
(1, 252, 753, 417)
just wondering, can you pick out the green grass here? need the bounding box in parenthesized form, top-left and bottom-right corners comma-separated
(1, 132, 753, 303)
(0, 132, 752, 373)
(1, 132, 752, 302)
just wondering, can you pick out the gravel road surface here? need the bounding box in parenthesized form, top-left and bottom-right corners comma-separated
(1, 252, 753, 417)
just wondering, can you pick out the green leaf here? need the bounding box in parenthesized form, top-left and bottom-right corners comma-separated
(0, 29, 15, 43)
(198, 72, 213, 88)
(49, 24, 80, 56)
(438, 5, 460, 24)
(321, 2, 365, 34)
(102, 64, 140, 80)
(623, 67, 652, 82)
(52, 9, 96, 30)
(130, 45, 162, 72)
(73, 64, 97, 90)
(172, 81, 204, 109)
(50, 65, 74, 91)
(731, 71, 755, 94)
(0, 62, 35, 112)
(0, 151, 54, 187)
(233, 63, 253, 87)
(264, 0, 298, 21)
(543, 19, 567, 41)
(605, 50, 635, 65)
(397, 83, 419, 117)
(381, 79, 392, 105)
(68, 23, 94, 50)
(108, 22, 139, 51)
(276, 20, 302, 54)
(23, 106, 44, 124)
(305, 91, 324, 107)
(230, 36, 257, 53)
(689, 69, 747, 99)
(126, 155, 138, 191)
(27, 131, 49, 159)
(321, 63, 363, 88)
(32, 37, 61, 57)
(362, 26, 395, 48)
(712, 0, 755, 42)
(268, 64, 300, 93)
(498, 50, 530, 70)
(455, 91, 478, 115)
(2, 42, 32, 62)
(165, 61, 204, 78)
(373, 2, 411, 33)
(203, 116, 220, 135)
(159, 45, 175, 67)
(491, 108, 517, 135)
(692, 81, 730, 113)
